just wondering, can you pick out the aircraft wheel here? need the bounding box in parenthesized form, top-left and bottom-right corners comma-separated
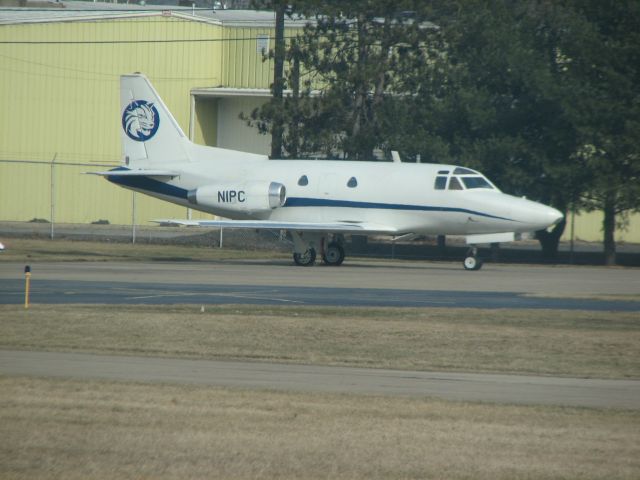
(463, 255, 483, 271)
(322, 242, 345, 266)
(293, 248, 316, 266)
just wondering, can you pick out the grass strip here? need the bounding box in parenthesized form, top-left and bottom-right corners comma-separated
(1, 304, 638, 379)
(1, 376, 638, 480)
(0, 238, 287, 263)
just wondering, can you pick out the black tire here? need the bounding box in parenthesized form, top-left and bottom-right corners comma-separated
(293, 248, 316, 266)
(463, 256, 483, 271)
(322, 242, 345, 266)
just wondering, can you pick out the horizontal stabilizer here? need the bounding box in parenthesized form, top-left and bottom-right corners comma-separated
(154, 219, 398, 234)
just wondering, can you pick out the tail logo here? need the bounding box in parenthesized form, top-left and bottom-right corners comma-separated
(122, 100, 160, 142)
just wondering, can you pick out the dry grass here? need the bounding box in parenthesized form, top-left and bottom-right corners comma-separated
(0, 238, 286, 263)
(525, 293, 640, 302)
(1, 304, 639, 379)
(1, 376, 638, 480)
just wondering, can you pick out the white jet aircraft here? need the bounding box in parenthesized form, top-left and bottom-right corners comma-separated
(91, 74, 563, 270)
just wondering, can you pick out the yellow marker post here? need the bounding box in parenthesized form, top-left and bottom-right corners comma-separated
(24, 265, 31, 309)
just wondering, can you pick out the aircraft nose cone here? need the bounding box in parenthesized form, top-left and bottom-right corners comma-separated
(548, 207, 564, 226)
(512, 197, 564, 231)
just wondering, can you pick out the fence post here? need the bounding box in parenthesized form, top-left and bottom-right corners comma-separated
(132, 191, 137, 244)
(50, 153, 57, 240)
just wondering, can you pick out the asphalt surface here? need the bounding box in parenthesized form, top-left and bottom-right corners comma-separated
(2, 350, 639, 409)
(1, 260, 639, 408)
(1, 278, 639, 310)
(0, 261, 638, 310)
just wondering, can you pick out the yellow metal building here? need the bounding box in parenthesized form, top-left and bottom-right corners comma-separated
(0, 4, 638, 243)
(0, 6, 286, 225)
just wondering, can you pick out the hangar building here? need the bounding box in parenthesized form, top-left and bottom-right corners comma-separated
(0, 3, 304, 225)
(0, 2, 638, 243)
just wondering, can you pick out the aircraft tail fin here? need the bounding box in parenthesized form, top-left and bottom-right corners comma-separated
(120, 73, 190, 166)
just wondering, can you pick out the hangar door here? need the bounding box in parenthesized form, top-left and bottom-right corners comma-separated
(191, 90, 270, 155)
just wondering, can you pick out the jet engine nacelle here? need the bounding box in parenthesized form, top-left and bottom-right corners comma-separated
(187, 181, 286, 214)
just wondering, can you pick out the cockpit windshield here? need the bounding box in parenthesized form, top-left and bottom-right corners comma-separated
(453, 167, 476, 175)
(433, 167, 497, 191)
(461, 176, 493, 189)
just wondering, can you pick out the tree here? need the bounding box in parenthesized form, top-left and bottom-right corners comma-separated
(416, 1, 640, 262)
(547, 0, 640, 265)
(398, 1, 585, 258)
(246, 0, 440, 160)
(248, 0, 640, 262)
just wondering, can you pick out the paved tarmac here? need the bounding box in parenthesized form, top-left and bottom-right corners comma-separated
(2, 350, 639, 409)
(1, 260, 638, 407)
(1, 278, 639, 310)
(0, 261, 638, 310)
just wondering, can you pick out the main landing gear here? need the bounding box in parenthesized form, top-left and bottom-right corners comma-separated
(463, 246, 483, 271)
(291, 233, 345, 267)
(293, 248, 316, 266)
(291, 232, 483, 271)
(322, 241, 345, 266)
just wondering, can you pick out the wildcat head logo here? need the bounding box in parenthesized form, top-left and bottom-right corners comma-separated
(122, 100, 159, 142)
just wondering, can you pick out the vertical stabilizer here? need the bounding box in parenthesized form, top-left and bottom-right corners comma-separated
(120, 73, 190, 166)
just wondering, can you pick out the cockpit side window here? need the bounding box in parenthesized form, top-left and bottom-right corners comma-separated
(448, 177, 463, 190)
(434, 176, 447, 190)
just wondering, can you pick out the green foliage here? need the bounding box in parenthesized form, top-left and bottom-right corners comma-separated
(544, 0, 640, 263)
(246, 0, 440, 160)
(246, 0, 640, 261)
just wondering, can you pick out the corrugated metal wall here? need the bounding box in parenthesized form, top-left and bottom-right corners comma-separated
(0, 14, 274, 225)
(221, 26, 273, 88)
(561, 211, 640, 244)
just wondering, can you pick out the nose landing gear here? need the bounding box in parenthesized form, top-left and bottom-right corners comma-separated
(463, 247, 483, 271)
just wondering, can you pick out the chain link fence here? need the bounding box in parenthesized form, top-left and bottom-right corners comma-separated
(2, 220, 638, 266)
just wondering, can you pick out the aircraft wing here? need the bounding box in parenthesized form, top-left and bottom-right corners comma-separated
(87, 169, 179, 178)
(154, 219, 398, 235)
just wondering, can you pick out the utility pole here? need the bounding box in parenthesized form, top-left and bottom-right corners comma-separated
(289, 39, 300, 158)
(270, 0, 285, 159)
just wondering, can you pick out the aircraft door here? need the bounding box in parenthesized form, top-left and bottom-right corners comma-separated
(318, 174, 337, 197)
(317, 174, 338, 222)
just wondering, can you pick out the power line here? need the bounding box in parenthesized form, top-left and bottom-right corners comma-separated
(0, 32, 370, 46)
(0, 35, 299, 45)
(0, 7, 265, 13)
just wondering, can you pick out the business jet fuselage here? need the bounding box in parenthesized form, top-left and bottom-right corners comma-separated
(94, 74, 563, 270)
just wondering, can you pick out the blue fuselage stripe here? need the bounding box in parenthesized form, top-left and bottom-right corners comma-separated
(107, 173, 514, 223)
(284, 197, 514, 222)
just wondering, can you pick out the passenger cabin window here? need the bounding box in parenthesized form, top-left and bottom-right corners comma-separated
(448, 177, 463, 190)
(434, 176, 447, 190)
(462, 176, 492, 189)
(347, 177, 358, 188)
(298, 175, 309, 186)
